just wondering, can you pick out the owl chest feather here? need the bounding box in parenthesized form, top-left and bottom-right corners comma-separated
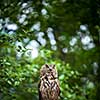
(40, 77, 59, 100)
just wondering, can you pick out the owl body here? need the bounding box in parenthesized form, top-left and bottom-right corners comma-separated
(39, 64, 60, 100)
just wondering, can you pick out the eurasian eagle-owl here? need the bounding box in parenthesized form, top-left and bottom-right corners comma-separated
(39, 64, 60, 100)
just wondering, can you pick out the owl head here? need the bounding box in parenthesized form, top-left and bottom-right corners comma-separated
(40, 64, 58, 78)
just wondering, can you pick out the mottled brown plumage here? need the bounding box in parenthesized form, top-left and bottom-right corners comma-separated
(39, 64, 60, 100)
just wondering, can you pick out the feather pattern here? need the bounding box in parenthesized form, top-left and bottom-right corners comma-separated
(39, 64, 60, 100)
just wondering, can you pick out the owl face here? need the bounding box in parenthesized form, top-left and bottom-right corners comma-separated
(45, 64, 55, 72)
(40, 64, 58, 78)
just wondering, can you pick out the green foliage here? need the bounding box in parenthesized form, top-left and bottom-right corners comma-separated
(0, 47, 96, 100)
(0, 0, 100, 100)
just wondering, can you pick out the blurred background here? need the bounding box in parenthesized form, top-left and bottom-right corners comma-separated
(0, 0, 100, 100)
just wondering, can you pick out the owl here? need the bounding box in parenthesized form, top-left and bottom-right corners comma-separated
(39, 64, 60, 100)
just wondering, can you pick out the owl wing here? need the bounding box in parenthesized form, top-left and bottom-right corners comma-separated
(53, 79, 60, 100)
(57, 80, 60, 96)
(38, 80, 42, 100)
(56, 80, 60, 99)
(39, 79, 47, 100)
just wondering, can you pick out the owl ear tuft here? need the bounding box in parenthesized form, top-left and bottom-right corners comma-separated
(53, 64, 55, 68)
(45, 64, 49, 68)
